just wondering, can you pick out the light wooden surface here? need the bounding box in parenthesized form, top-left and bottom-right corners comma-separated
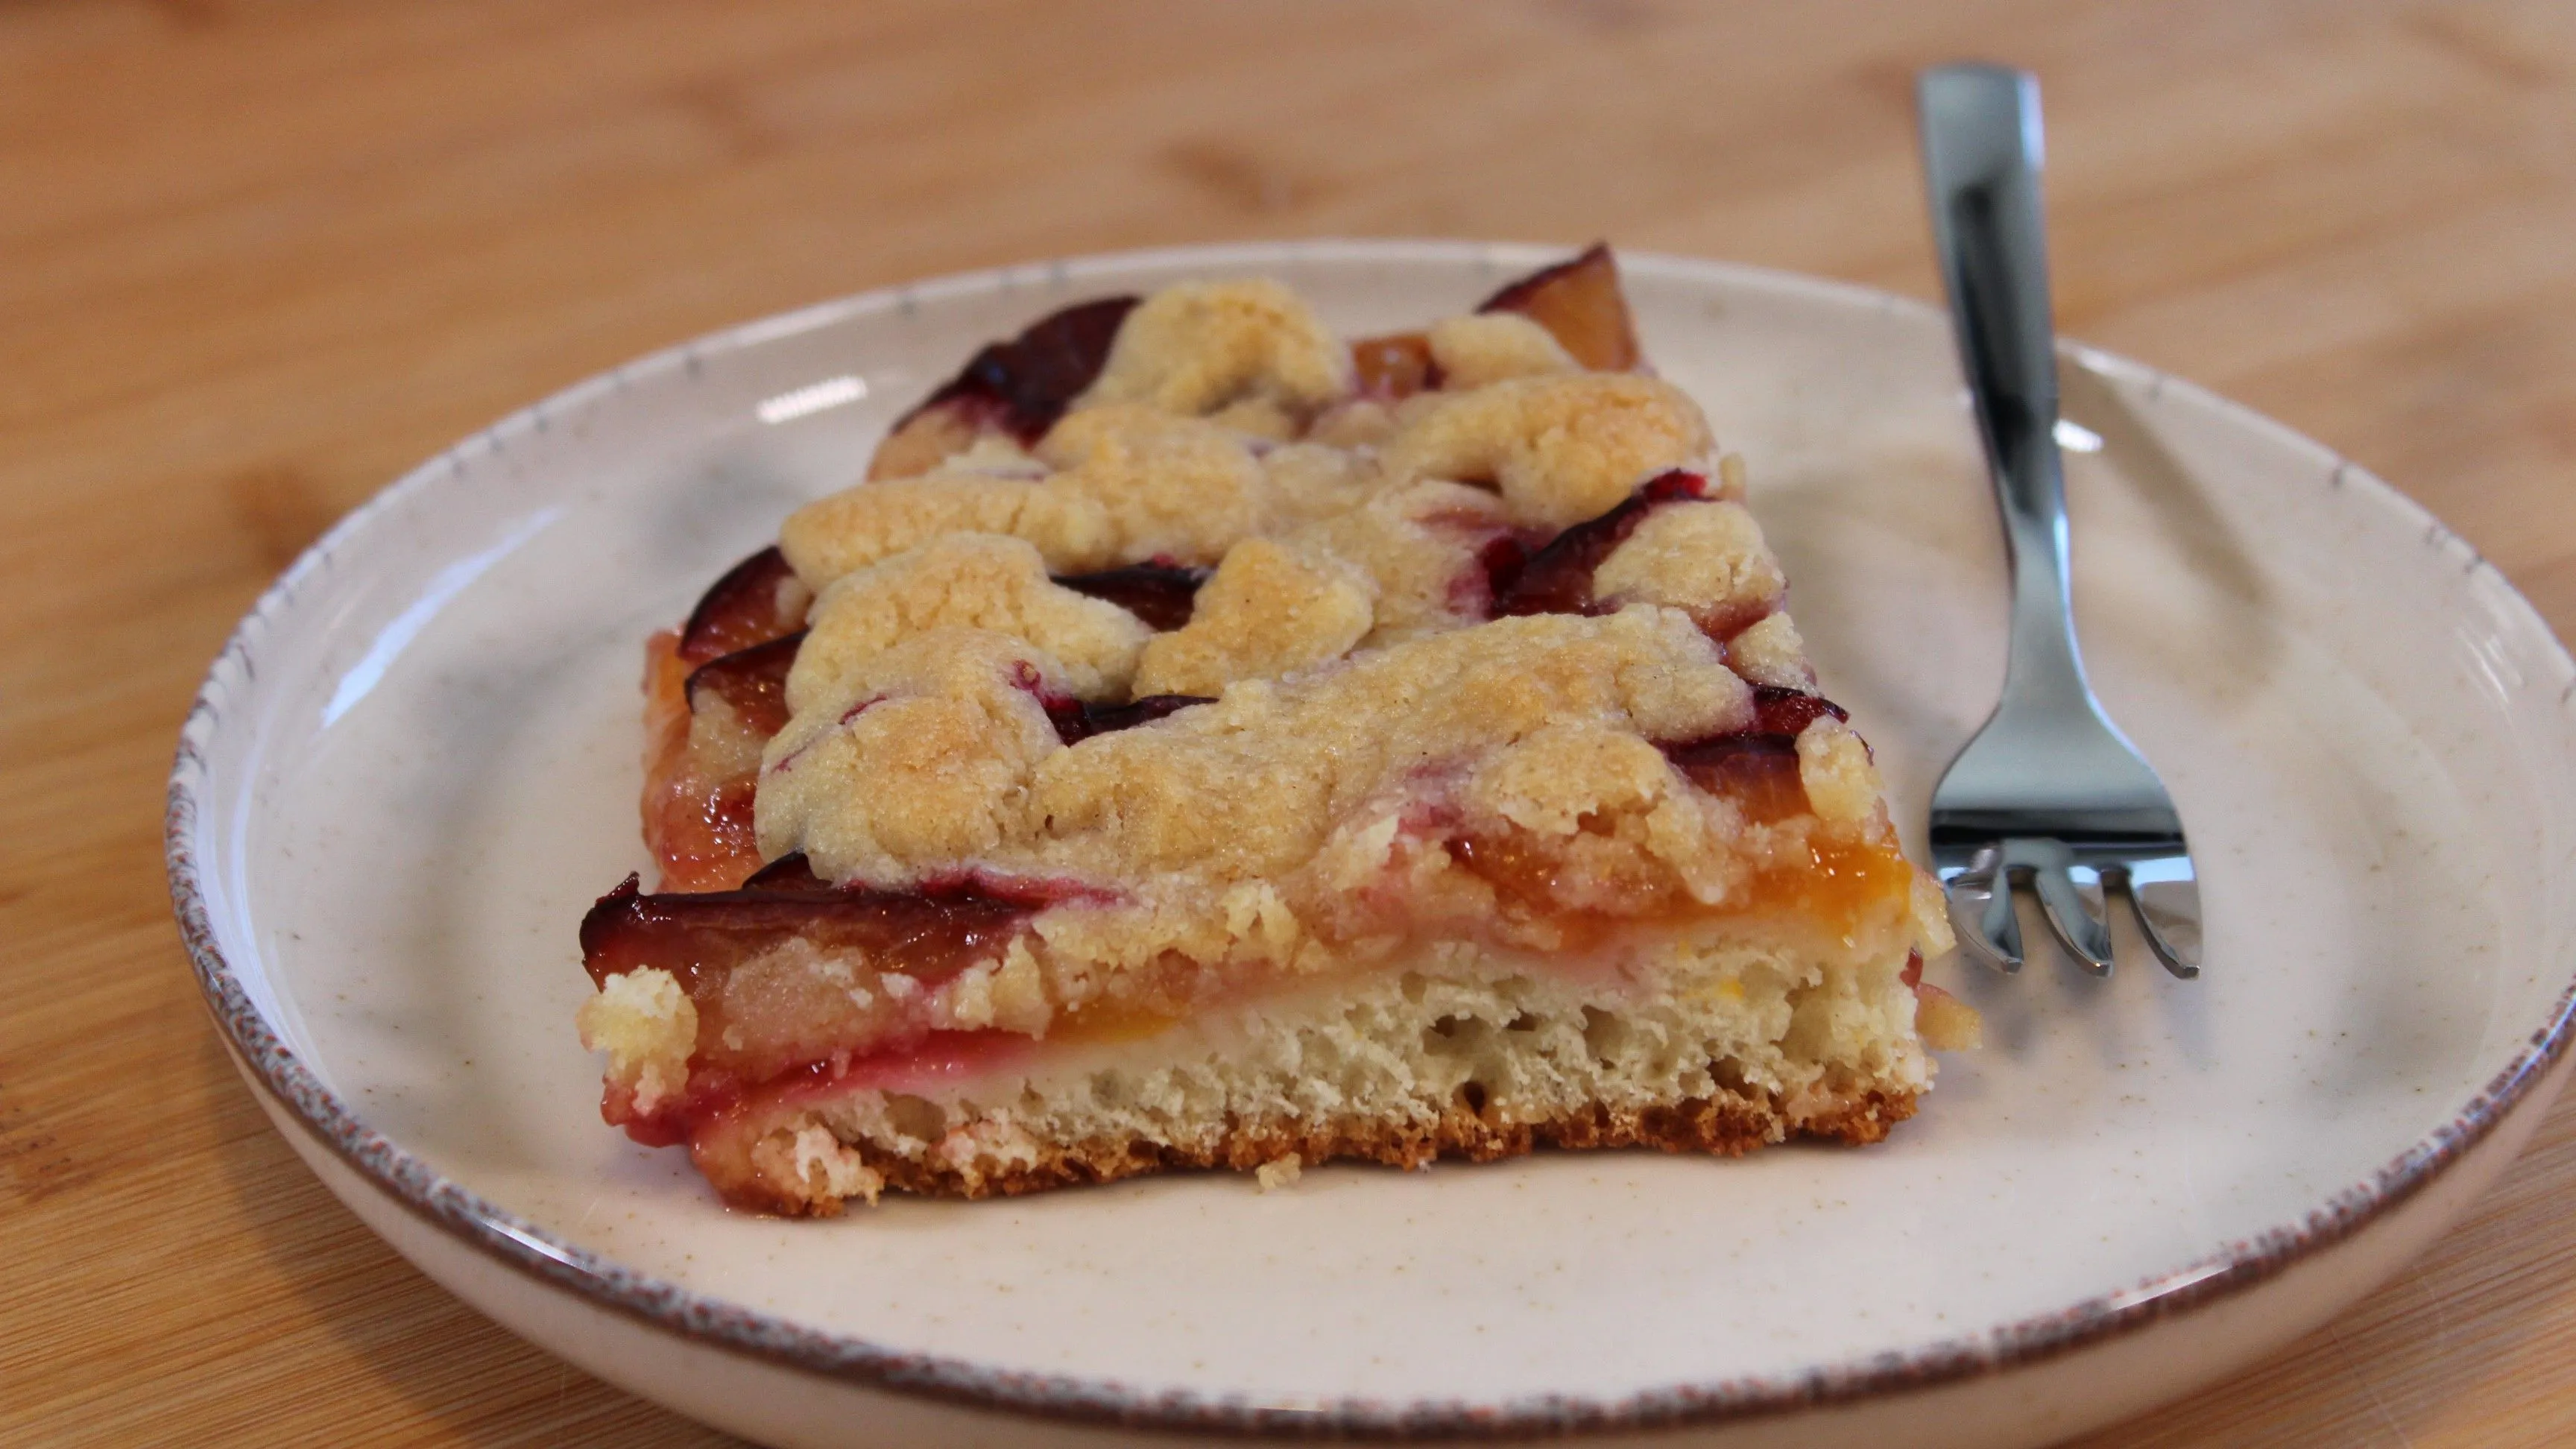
(7, 1, 2576, 1444)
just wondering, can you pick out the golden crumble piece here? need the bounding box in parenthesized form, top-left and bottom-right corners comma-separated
(1591, 499, 1787, 633)
(575, 967, 697, 1116)
(788, 534, 1153, 712)
(1450, 720, 1756, 919)
(1259, 441, 1375, 524)
(1079, 279, 1353, 419)
(1304, 397, 1403, 450)
(1035, 404, 1275, 563)
(1460, 720, 1676, 837)
(758, 628, 1067, 886)
(1725, 611, 1816, 689)
(1133, 538, 1376, 698)
(1291, 480, 1510, 645)
(1029, 608, 1752, 884)
(932, 943, 1055, 1035)
(1377, 373, 1715, 528)
(1202, 396, 1304, 442)
(1795, 716, 1883, 827)
(780, 473, 1118, 584)
(781, 406, 1273, 585)
(1426, 312, 1577, 389)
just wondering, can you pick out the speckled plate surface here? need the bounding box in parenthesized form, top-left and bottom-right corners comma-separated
(169, 242, 2576, 1448)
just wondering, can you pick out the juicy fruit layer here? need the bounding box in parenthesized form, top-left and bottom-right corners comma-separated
(595, 245, 1959, 1206)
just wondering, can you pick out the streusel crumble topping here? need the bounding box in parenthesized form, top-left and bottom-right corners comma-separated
(748, 274, 1929, 975)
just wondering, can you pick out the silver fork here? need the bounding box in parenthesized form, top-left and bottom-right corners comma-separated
(1916, 63, 2202, 979)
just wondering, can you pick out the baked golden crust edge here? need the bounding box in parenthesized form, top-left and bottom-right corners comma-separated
(719, 1086, 1920, 1216)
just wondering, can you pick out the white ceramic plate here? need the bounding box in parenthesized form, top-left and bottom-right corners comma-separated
(170, 242, 2576, 1448)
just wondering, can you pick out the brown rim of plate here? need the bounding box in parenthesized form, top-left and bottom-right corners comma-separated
(162, 242, 2576, 1442)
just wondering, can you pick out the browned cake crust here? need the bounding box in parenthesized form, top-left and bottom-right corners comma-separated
(754, 1088, 1919, 1212)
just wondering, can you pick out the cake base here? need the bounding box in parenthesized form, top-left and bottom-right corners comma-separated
(831, 1087, 1919, 1205)
(674, 944, 1931, 1214)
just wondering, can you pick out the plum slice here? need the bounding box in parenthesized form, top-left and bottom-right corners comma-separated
(1342, 245, 1640, 405)
(644, 628, 807, 894)
(1044, 692, 1216, 746)
(868, 295, 1140, 479)
(1348, 331, 1438, 400)
(649, 546, 815, 893)
(1001, 658, 1214, 746)
(581, 855, 1043, 996)
(680, 546, 813, 666)
(1491, 469, 1709, 616)
(1741, 685, 1851, 739)
(685, 631, 804, 738)
(1660, 686, 1852, 824)
(642, 631, 760, 892)
(1477, 242, 1642, 372)
(1052, 561, 1210, 631)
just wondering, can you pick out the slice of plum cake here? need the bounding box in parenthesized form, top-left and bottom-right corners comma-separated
(580, 246, 1974, 1214)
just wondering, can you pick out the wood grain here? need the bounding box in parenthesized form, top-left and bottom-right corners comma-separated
(6, 2, 2575, 1444)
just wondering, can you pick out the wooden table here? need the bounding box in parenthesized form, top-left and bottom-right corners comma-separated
(9, 2, 2575, 1443)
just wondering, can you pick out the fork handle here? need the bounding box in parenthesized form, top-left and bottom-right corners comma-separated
(1919, 64, 2092, 708)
